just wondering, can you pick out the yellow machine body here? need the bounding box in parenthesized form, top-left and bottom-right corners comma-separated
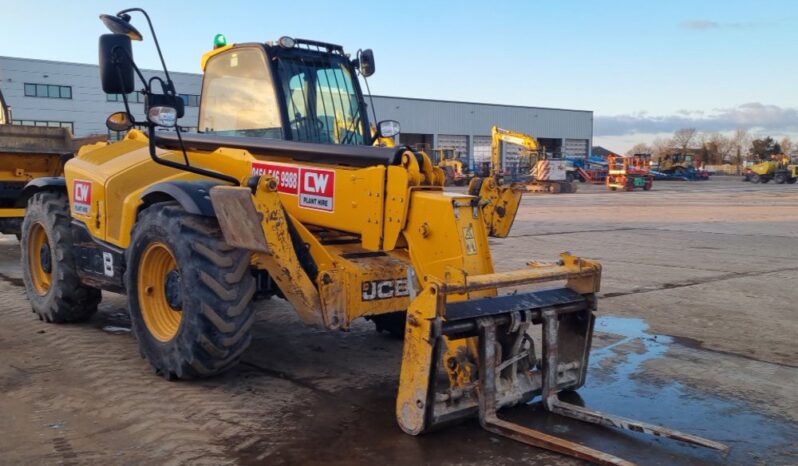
(65, 129, 500, 329)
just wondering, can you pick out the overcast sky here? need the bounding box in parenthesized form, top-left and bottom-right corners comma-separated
(1, 0, 795, 152)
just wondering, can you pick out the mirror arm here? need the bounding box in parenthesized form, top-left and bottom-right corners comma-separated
(112, 44, 148, 93)
(356, 49, 379, 145)
(110, 46, 147, 127)
(116, 69, 139, 127)
(117, 8, 175, 95)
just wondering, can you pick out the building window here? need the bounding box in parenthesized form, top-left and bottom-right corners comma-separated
(12, 120, 74, 133)
(107, 91, 146, 103)
(179, 94, 200, 107)
(24, 83, 72, 99)
(106, 92, 199, 107)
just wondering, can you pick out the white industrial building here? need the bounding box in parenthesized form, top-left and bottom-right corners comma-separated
(0, 56, 593, 170)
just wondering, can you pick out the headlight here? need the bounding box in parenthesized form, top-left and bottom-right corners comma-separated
(148, 106, 177, 128)
(278, 36, 295, 48)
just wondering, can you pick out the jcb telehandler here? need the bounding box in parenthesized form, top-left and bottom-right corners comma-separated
(19, 9, 726, 465)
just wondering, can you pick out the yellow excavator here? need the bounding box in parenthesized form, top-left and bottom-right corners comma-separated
(0, 89, 105, 236)
(472, 127, 576, 195)
(495, 126, 577, 193)
(468, 126, 580, 237)
(17, 9, 726, 465)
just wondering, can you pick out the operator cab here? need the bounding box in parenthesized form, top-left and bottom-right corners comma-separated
(199, 38, 388, 146)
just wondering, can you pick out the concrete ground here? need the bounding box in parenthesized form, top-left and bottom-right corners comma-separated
(0, 176, 796, 465)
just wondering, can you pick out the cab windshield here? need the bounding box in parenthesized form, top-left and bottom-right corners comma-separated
(199, 47, 369, 145)
(276, 54, 367, 145)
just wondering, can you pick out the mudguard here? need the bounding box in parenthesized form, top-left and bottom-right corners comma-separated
(140, 180, 223, 217)
(17, 177, 67, 207)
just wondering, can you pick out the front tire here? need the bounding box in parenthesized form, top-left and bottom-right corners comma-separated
(126, 203, 256, 379)
(21, 191, 101, 323)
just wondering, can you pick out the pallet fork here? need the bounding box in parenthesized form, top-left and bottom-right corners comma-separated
(397, 254, 728, 465)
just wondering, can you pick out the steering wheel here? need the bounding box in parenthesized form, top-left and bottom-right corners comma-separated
(289, 116, 325, 131)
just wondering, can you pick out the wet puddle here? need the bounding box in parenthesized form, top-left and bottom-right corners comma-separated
(502, 316, 798, 465)
(264, 316, 797, 466)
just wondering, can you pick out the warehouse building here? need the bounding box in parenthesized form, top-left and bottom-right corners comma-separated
(0, 56, 593, 170)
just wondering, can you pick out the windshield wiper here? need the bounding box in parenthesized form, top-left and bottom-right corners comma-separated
(340, 105, 362, 145)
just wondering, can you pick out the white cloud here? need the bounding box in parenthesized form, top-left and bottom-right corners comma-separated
(595, 103, 798, 137)
(680, 20, 768, 30)
(680, 20, 719, 30)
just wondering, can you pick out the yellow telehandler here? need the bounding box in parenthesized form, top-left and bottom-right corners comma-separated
(18, 9, 726, 464)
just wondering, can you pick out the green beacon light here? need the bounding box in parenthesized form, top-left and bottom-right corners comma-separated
(213, 33, 227, 49)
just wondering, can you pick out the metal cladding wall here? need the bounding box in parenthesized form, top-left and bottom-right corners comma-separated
(1, 56, 592, 155)
(370, 95, 592, 146)
(0, 56, 201, 136)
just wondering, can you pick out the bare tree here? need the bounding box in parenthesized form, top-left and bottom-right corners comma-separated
(731, 128, 750, 173)
(651, 137, 672, 161)
(672, 128, 698, 152)
(780, 136, 793, 156)
(626, 142, 652, 156)
(707, 132, 735, 164)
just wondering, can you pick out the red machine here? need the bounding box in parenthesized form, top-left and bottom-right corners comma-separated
(607, 154, 654, 191)
(576, 166, 608, 184)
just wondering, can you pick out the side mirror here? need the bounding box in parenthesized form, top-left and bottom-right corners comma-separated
(106, 111, 133, 131)
(99, 34, 135, 94)
(377, 120, 400, 138)
(358, 49, 375, 77)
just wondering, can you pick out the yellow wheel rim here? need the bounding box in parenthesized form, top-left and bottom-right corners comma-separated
(138, 242, 183, 342)
(28, 222, 52, 296)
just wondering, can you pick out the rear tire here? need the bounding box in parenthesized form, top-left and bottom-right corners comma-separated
(21, 191, 101, 323)
(774, 173, 787, 184)
(750, 173, 761, 183)
(126, 203, 256, 379)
